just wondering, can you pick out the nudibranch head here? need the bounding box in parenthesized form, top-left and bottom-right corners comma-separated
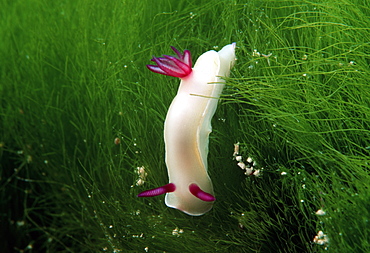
(146, 46, 192, 78)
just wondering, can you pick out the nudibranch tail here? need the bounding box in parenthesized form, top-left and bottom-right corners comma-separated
(189, 184, 216, 202)
(146, 47, 192, 78)
(137, 183, 175, 197)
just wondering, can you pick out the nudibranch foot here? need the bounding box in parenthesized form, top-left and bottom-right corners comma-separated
(137, 183, 175, 197)
(146, 47, 192, 78)
(189, 183, 216, 202)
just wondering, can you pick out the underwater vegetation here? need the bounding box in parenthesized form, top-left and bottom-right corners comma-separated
(1, 0, 369, 252)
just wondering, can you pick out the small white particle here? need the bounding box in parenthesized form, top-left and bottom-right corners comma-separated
(16, 220, 25, 227)
(313, 230, 329, 246)
(136, 178, 145, 186)
(233, 142, 240, 156)
(253, 169, 261, 177)
(244, 168, 253, 175)
(315, 209, 326, 216)
(252, 49, 260, 57)
(172, 227, 179, 236)
(237, 162, 246, 170)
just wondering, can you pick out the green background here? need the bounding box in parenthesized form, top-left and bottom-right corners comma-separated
(1, 0, 369, 252)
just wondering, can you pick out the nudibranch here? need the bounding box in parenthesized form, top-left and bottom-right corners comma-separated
(138, 43, 236, 216)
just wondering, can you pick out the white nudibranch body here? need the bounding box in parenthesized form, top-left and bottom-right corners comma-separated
(139, 43, 236, 216)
